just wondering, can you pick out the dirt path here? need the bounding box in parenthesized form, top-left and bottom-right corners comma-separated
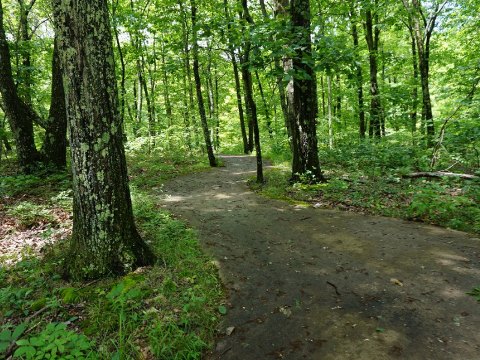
(160, 155, 480, 360)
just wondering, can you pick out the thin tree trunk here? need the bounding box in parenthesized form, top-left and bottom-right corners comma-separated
(320, 74, 326, 117)
(160, 40, 172, 129)
(179, 0, 193, 149)
(0, 0, 40, 173)
(239, 0, 263, 182)
(112, 0, 127, 140)
(409, 29, 418, 134)
(223, 0, 248, 153)
(335, 74, 342, 123)
(350, 9, 366, 139)
(255, 70, 273, 137)
(191, 0, 216, 167)
(327, 75, 333, 149)
(364, 7, 383, 138)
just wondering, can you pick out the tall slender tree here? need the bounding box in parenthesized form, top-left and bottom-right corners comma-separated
(239, 0, 263, 182)
(191, 0, 217, 167)
(53, 0, 155, 279)
(223, 0, 249, 154)
(364, 2, 384, 138)
(402, 0, 446, 145)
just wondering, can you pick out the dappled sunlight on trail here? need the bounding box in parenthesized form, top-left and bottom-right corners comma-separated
(161, 155, 480, 360)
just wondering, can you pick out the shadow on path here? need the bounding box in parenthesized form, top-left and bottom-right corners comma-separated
(161, 155, 480, 360)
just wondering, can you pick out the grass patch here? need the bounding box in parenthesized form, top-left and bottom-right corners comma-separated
(0, 154, 224, 359)
(256, 142, 480, 234)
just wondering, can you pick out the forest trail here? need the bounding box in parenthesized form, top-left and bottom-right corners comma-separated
(160, 155, 480, 360)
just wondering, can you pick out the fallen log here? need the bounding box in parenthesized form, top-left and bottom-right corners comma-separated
(403, 172, 478, 180)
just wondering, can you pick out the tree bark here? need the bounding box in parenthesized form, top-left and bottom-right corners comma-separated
(327, 75, 333, 149)
(350, 5, 366, 139)
(222, 0, 248, 153)
(41, 38, 67, 168)
(402, 0, 445, 145)
(0, 0, 40, 173)
(191, 0, 216, 167)
(286, 0, 325, 183)
(16, 0, 33, 104)
(239, 0, 263, 183)
(255, 70, 273, 137)
(403, 172, 478, 180)
(364, 7, 383, 138)
(409, 29, 418, 133)
(53, 0, 155, 280)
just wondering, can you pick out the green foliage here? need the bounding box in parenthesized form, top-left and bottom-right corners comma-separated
(14, 323, 93, 360)
(6, 202, 54, 229)
(467, 287, 480, 302)
(257, 141, 480, 234)
(0, 323, 27, 353)
(1, 153, 224, 359)
(148, 323, 206, 360)
(0, 172, 71, 198)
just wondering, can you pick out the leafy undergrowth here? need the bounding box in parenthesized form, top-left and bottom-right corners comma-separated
(256, 141, 480, 235)
(0, 153, 224, 359)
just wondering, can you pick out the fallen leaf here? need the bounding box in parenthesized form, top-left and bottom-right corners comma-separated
(226, 326, 235, 336)
(390, 278, 404, 287)
(279, 306, 292, 318)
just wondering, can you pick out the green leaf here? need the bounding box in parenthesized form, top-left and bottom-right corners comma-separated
(0, 330, 12, 342)
(14, 345, 36, 357)
(218, 305, 227, 315)
(16, 338, 31, 346)
(12, 322, 28, 341)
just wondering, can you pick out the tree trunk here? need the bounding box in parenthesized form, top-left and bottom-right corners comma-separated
(364, 7, 383, 138)
(240, 0, 263, 183)
(286, 0, 325, 183)
(178, 0, 193, 150)
(255, 71, 273, 137)
(112, 0, 127, 139)
(160, 40, 172, 129)
(350, 8, 366, 139)
(17, 0, 33, 104)
(402, 0, 443, 146)
(53, 0, 155, 280)
(409, 29, 418, 133)
(41, 38, 67, 168)
(272, 0, 292, 144)
(0, 0, 40, 173)
(223, 0, 248, 154)
(327, 75, 333, 149)
(191, 0, 216, 167)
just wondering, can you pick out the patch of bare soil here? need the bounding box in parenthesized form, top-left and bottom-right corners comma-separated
(160, 155, 480, 360)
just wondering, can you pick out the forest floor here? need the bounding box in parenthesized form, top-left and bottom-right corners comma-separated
(160, 155, 480, 360)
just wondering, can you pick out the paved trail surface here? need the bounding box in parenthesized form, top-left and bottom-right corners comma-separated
(160, 155, 480, 360)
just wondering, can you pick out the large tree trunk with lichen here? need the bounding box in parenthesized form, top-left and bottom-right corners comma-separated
(0, 0, 40, 173)
(286, 0, 325, 183)
(41, 38, 67, 168)
(53, 0, 155, 280)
